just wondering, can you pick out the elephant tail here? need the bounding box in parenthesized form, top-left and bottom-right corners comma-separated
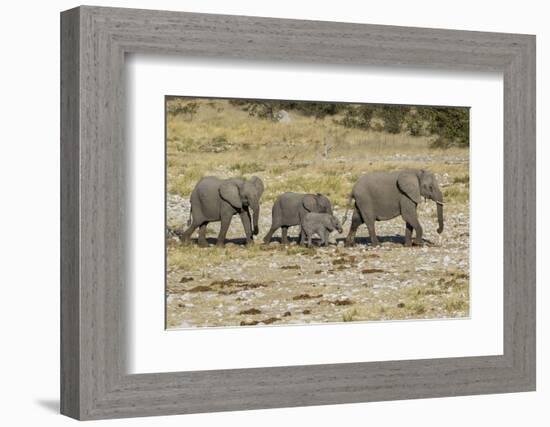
(186, 204, 193, 227)
(341, 193, 354, 225)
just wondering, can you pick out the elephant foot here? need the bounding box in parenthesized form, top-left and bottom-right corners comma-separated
(412, 239, 424, 247)
(215, 241, 225, 248)
(404, 240, 413, 247)
(197, 240, 208, 248)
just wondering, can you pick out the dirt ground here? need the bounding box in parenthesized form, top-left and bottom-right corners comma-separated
(166, 188, 469, 329)
(165, 99, 470, 329)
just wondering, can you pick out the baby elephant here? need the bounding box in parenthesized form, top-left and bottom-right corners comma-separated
(301, 213, 343, 248)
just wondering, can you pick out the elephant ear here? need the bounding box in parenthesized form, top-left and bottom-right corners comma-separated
(249, 176, 264, 197)
(219, 181, 242, 209)
(397, 171, 422, 204)
(302, 194, 317, 212)
(316, 193, 332, 214)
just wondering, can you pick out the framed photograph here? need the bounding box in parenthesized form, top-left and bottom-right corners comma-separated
(61, 6, 536, 420)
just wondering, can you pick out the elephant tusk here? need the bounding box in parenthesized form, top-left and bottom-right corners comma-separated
(435, 201, 444, 206)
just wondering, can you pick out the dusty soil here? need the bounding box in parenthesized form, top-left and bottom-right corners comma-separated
(166, 199, 469, 329)
(164, 99, 470, 329)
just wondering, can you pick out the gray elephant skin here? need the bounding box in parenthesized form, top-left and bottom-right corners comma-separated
(181, 176, 264, 247)
(344, 169, 444, 247)
(301, 212, 343, 248)
(263, 192, 333, 244)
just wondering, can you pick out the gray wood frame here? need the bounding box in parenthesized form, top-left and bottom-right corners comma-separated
(60, 5, 536, 420)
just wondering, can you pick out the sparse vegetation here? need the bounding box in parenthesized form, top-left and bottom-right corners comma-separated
(230, 161, 265, 174)
(166, 98, 199, 119)
(165, 98, 470, 328)
(453, 174, 470, 185)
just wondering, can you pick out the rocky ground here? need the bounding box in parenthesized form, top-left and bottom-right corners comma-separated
(164, 99, 470, 329)
(166, 193, 469, 329)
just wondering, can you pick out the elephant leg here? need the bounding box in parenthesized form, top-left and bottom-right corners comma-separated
(263, 224, 279, 244)
(216, 214, 232, 247)
(365, 220, 380, 246)
(299, 227, 307, 246)
(320, 229, 328, 247)
(281, 226, 289, 245)
(401, 206, 423, 246)
(239, 210, 253, 245)
(404, 222, 414, 247)
(197, 223, 208, 247)
(306, 232, 312, 248)
(353, 199, 380, 246)
(181, 220, 200, 244)
(344, 208, 362, 247)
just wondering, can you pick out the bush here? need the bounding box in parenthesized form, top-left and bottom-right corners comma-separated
(230, 99, 343, 120)
(294, 102, 343, 118)
(227, 98, 470, 148)
(166, 98, 199, 118)
(421, 107, 470, 148)
(336, 105, 376, 130)
(377, 105, 407, 134)
(403, 109, 425, 136)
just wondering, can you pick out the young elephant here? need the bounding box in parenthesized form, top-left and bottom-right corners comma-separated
(181, 176, 264, 247)
(263, 192, 333, 245)
(301, 213, 343, 248)
(343, 169, 444, 247)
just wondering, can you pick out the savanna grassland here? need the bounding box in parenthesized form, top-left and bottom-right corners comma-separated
(166, 98, 470, 329)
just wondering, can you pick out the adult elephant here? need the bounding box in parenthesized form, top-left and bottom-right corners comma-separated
(263, 192, 333, 244)
(344, 169, 444, 247)
(181, 176, 264, 247)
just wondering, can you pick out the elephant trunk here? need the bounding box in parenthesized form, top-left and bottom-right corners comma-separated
(434, 188, 444, 234)
(252, 202, 260, 236)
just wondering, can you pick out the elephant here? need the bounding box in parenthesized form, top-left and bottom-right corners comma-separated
(181, 176, 264, 247)
(301, 212, 343, 248)
(263, 192, 333, 244)
(343, 169, 444, 247)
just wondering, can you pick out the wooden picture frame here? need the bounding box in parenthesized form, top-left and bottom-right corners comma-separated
(60, 5, 536, 420)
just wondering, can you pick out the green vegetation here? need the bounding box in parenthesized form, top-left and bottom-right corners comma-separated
(423, 107, 470, 148)
(453, 174, 470, 185)
(230, 161, 265, 174)
(166, 97, 199, 118)
(224, 98, 469, 146)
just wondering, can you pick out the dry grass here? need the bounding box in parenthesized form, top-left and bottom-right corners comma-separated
(165, 98, 470, 328)
(167, 99, 469, 207)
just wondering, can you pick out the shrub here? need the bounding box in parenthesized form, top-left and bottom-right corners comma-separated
(230, 99, 343, 120)
(421, 107, 470, 148)
(403, 108, 425, 136)
(377, 105, 408, 134)
(336, 105, 376, 130)
(166, 98, 199, 119)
